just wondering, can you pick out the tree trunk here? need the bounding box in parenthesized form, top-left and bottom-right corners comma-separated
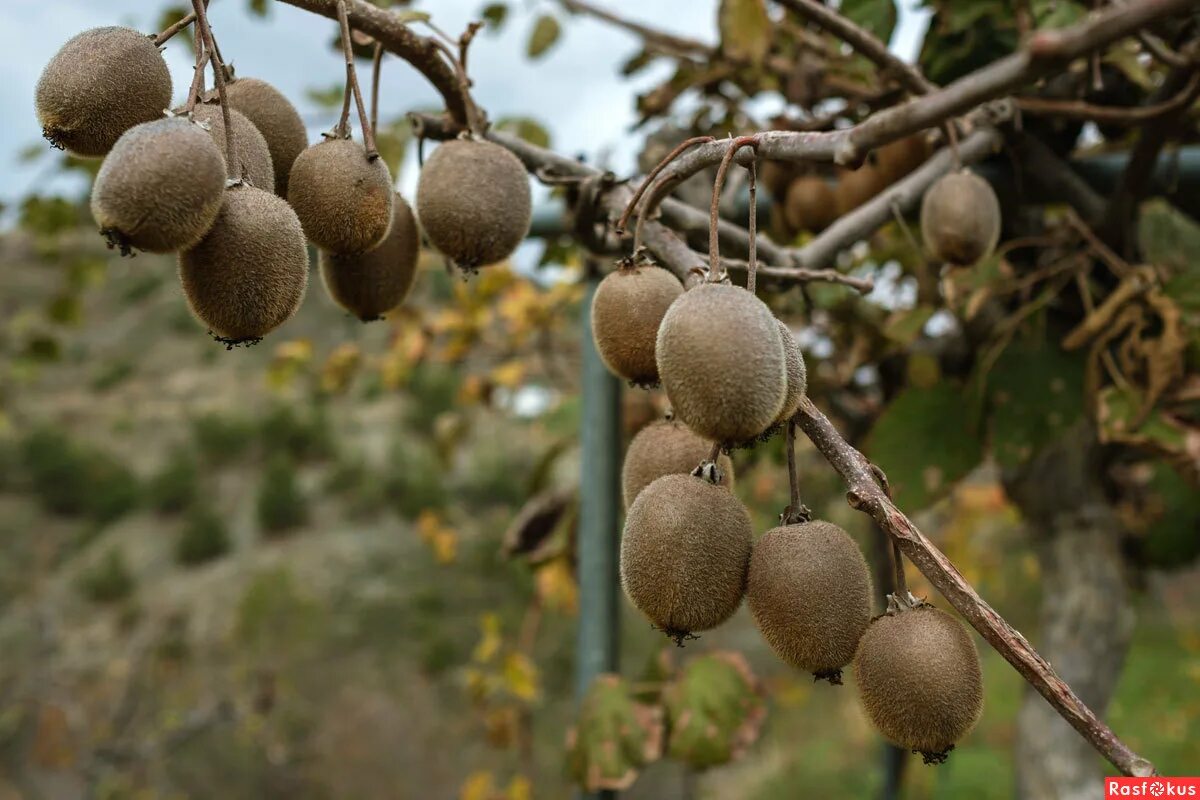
(1006, 428, 1136, 800)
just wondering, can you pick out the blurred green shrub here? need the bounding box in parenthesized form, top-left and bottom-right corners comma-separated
(404, 364, 461, 433)
(191, 412, 255, 466)
(257, 457, 308, 536)
(20, 427, 139, 525)
(78, 547, 134, 604)
(148, 446, 201, 515)
(176, 506, 231, 566)
(259, 403, 336, 463)
(384, 441, 447, 520)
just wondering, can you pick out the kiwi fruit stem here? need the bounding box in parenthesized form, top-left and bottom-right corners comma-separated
(190, 0, 240, 185)
(334, 0, 378, 158)
(690, 440, 727, 486)
(781, 420, 812, 526)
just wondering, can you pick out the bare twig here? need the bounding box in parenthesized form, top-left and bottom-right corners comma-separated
(709, 137, 759, 280)
(273, 0, 469, 125)
(791, 396, 1156, 777)
(154, 11, 197, 46)
(1016, 70, 1200, 124)
(747, 160, 758, 294)
(1137, 29, 1190, 68)
(370, 41, 383, 135)
(559, 0, 713, 59)
(775, 0, 935, 96)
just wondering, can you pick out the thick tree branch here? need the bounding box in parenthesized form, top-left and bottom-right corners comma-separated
(1009, 131, 1108, 224)
(638, 0, 1193, 192)
(272, 0, 468, 125)
(792, 396, 1156, 778)
(774, 0, 935, 96)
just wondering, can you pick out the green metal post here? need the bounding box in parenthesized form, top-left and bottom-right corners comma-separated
(576, 263, 622, 800)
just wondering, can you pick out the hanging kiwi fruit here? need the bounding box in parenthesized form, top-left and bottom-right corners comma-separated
(222, 75, 309, 197)
(591, 258, 683, 387)
(621, 418, 733, 509)
(620, 472, 753, 644)
(784, 175, 839, 234)
(920, 170, 1001, 266)
(319, 193, 421, 321)
(187, 103, 276, 195)
(289, 137, 395, 255)
(36, 26, 173, 157)
(854, 601, 984, 763)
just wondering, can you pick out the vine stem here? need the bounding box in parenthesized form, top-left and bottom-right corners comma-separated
(370, 42, 383, 137)
(708, 136, 758, 281)
(746, 159, 758, 295)
(182, 38, 211, 114)
(785, 420, 801, 512)
(617, 135, 714, 237)
(427, 36, 487, 136)
(190, 0, 240, 184)
(335, 0, 378, 158)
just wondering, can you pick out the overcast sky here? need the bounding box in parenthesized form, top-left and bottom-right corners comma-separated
(1, 0, 929, 221)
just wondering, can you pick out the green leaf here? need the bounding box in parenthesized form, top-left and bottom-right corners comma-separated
(1140, 463, 1200, 570)
(986, 339, 1086, 468)
(1031, 0, 1086, 29)
(1139, 199, 1200, 277)
(374, 118, 412, 181)
(494, 117, 551, 149)
(719, 0, 772, 66)
(156, 5, 194, 47)
(393, 10, 431, 24)
(883, 305, 935, 345)
(247, 0, 268, 16)
(663, 652, 765, 769)
(866, 383, 982, 510)
(480, 3, 508, 30)
(305, 83, 345, 110)
(1096, 386, 1187, 454)
(527, 14, 562, 58)
(841, 0, 898, 45)
(566, 675, 663, 792)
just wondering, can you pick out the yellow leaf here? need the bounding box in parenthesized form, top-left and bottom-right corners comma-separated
(719, 0, 771, 66)
(535, 558, 578, 615)
(506, 775, 533, 800)
(432, 529, 458, 564)
(460, 771, 495, 800)
(490, 360, 526, 389)
(320, 343, 362, 395)
(473, 614, 503, 664)
(502, 652, 541, 703)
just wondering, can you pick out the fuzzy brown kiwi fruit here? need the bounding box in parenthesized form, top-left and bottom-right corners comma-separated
(834, 164, 888, 215)
(784, 176, 838, 233)
(289, 138, 394, 255)
(876, 134, 930, 183)
(920, 171, 1001, 266)
(774, 319, 807, 426)
(187, 104, 275, 194)
(178, 185, 309, 346)
(854, 603, 984, 762)
(759, 159, 798, 202)
(416, 138, 532, 269)
(591, 263, 683, 386)
(319, 193, 419, 321)
(36, 27, 172, 157)
(656, 283, 786, 445)
(222, 77, 308, 196)
(621, 419, 733, 508)
(620, 473, 752, 642)
(747, 521, 871, 682)
(90, 117, 225, 255)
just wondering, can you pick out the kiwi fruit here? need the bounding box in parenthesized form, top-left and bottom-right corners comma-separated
(416, 138, 532, 269)
(222, 77, 308, 196)
(784, 176, 838, 233)
(289, 137, 395, 255)
(834, 164, 888, 215)
(90, 117, 225, 254)
(747, 521, 872, 682)
(178, 184, 309, 346)
(760, 159, 798, 202)
(854, 604, 984, 762)
(656, 283, 786, 445)
(188, 103, 275, 194)
(876, 134, 931, 183)
(591, 263, 683, 386)
(920, 171, 1001, 266)
(774, 319, 807, 426)
(36, 27, 172, 157)
(620, 473, 752, 642)
(319, 193, 420, 321)
(621, 419, 733, 508)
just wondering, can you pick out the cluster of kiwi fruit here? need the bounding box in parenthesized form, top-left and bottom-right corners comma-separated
(763, 133, 932, 238)
(34, 18, 465, 343)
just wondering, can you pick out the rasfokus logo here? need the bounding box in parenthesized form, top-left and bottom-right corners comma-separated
(1106, 778, 1200, 797)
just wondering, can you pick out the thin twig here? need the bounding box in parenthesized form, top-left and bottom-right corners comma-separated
(183, 43, 211, 114)
(1016, 70, 1200, 124)
(792, 396, 1155, 777)
(1137, 29, 1189, 68)
(618, 135, 714, 237)
(191, 0, 240, 184)
(747, 160, 758, 294)
(370, 42, 383, 136)
(786, 420, 801, 512)
(154, 11, 197, 46)
(709, 137, 759, 281)
(336, 0, 378, 157)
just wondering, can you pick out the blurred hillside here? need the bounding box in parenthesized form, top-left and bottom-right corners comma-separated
(0, 224, 1197, 799)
